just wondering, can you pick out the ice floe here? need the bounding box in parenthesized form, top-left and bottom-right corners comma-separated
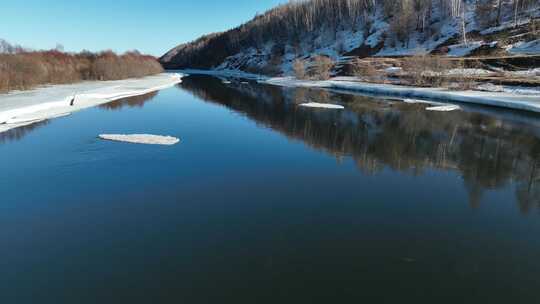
(98, 134, 180, 145)
(403, 99, 435, 104)
(426, 105, 461, 112)
(299, 102, 345, 109)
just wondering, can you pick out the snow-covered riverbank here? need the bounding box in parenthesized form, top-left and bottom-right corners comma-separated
(179, 69, 540, 114)
(0, 73, 183, 133)
(265, 77, 540, 113)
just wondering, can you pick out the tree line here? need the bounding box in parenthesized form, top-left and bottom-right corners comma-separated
(0, 40, 163, 93)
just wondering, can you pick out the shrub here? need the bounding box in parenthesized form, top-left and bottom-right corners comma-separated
(350, 58, 381, 81)
(402, 55, 453, 87)
(309, 55, 334, 80)
(0, 49, 163, 93)
(402, 55, 478, 89)
(532, 18, 540, 38)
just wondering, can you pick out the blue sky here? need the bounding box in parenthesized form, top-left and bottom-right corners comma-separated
(0, 0, 288, 56)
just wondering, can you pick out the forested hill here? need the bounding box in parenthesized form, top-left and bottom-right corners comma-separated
(161, 0, 539, 75)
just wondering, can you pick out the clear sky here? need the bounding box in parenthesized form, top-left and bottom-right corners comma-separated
(0, 0, 288, 56)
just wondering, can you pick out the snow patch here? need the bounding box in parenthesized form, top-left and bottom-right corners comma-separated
(480, 18, 532, 35)
(447, 41, 484, 57)
(446, 68, 495, 76)
(508, 39, 540, 55)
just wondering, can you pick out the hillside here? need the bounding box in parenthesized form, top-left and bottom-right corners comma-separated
(161, 0, 540, 79)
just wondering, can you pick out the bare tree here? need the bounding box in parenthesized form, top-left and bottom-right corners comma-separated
(461, 1, 468, 45)
(1, 47, 163, 93)
(293, 59, 307, 79)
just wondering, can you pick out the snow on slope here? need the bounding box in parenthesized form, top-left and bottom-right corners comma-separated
(508, 40, 540, 55)
(207, 2, 538, 76)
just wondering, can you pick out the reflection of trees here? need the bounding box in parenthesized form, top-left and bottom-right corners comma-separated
(99, 91, 158, 110)
(181, 76, 540, 214)
(0, 120, 49, 144)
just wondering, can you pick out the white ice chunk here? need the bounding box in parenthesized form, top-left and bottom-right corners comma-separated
(299, 102, 345, 109)
(426, 105, 461, 112)
(403, 99, 435, 104)
(385, 67, 403, 74)
(99, 134, 180, 145)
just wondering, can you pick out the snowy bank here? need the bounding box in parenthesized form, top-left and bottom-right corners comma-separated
(0, 73, 183, 133)
(99, 134, 180, 145)
(263, 77, 540, 114)
(181, 70, 540, 113)
(178, 69, 540, 113)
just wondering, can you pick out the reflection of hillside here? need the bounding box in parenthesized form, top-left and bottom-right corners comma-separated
(0, 120, 50, 144)
(181, 75, 540, 214)
(99, 91, 158, 110)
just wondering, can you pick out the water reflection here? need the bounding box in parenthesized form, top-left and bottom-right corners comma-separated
(99, 91, 158, 110)
(0, 119, 49, 144)
(181, 76, 540, 214)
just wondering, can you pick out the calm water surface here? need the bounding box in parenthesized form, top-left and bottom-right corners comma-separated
(1, 75, 540, 303)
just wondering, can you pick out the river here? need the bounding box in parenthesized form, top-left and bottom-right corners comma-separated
(1, 75, 539, 303)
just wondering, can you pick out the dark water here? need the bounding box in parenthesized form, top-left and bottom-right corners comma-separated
(1, 75, 540, 303)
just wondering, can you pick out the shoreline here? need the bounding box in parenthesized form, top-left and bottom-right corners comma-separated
(0, 73, 183, 133)
(177, 69, 540, 114)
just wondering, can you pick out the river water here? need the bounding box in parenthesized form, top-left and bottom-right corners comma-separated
(1, 75, 539, 303)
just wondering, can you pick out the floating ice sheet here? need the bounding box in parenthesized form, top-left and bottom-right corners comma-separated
(99, 134, 180, 145)
(299, 102, 345, 109)
(426, 105, 461, 112)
